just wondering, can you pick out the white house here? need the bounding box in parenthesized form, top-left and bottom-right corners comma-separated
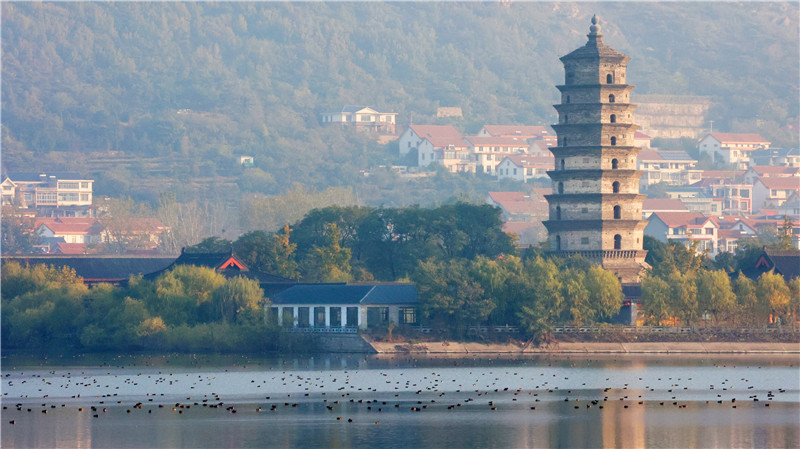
(752, 177, 800, 213)
(320, 106, 397, 134)
(743, 166, 800, 185)
(35, 217, 104, 245)
(477, 125, 548, 139)
(637, 149, 701, 186)
(645, 211, 719, 255)
(697, 133, 771, 169)
(268, 284, 419, 330)
(2, 172, 94, 215)
(466, 136, 534, 175)
(495, 155, 554, 182)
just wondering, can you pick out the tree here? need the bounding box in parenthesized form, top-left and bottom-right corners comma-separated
(1, 207, 37, 254)
(641, 274, 671, 325)
(184, 236, 232, 254)
(695, 269, 736, 324)
(233, 225, 300, 279)
(516, 257, 564, 341)
(733, 274, 765, 326)
(667, 271, 699, 325)
(212, 276, 266, 323)
(153, 265, 226, 325)
(584, 265, 624, 321)
(757, 271, 792, 324)
(301, 223, 353, 282)
(776, 216, 795, 250)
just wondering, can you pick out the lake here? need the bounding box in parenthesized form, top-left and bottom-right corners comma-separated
(2, 353, 799, 448)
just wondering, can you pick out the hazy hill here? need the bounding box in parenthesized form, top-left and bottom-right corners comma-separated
(2, 2, 798, 200)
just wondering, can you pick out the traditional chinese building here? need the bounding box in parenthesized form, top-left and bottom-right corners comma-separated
(544, 16, 648, 284)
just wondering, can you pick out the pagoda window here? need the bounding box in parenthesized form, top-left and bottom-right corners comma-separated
(556, 206, 562, 220)
(606, 74, 613, 84)
(609, 94, 615, 103)
(556, 235, 562, 251)
(610, 114, 616, 123)
(566, 95, 571, 104)
(614, 234, 622, 250)
(564, 114, 568, 124)
(563, 137, 568, 146)
(612, 158, 619, 169)
(612, 181, 620, 193)
(558, 182, 564, 194)
(610, 136, 617, 146)
(561, 159, 565, 170)
(613, 205, 621, 219)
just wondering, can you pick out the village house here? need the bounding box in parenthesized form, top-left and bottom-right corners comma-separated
(752, 177, 800, 213)
(697, 133, 771, 169)
(750, 148, 800, 168)
(465, 136, 531, 175)
(777, 191, 800, 218)
(641, 198, 688, 219)
(633, 131, 652, 149)
(398, 124, 475, 172)
(34, 217, 104, 248)
(495, 155, 554, 182)
(742, 165, 800, 185)
(2, 172, 94, 217)
(679, 197, 724, 215)
(487, 191, 549, 245)
(645, 211, 719, 255)
(637, 149, 701, 186)
(319, 106, 398, 134)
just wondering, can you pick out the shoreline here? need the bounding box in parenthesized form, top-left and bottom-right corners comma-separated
(367, 340, 800, 354)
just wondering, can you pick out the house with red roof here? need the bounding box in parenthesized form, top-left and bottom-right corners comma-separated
(35, 217, 104, 245)
(633, 131, 652, 149)
(645, 211, 719, 255)
(642, 198, 688, 219)
(743, 165, 800, 185)
(752, 176, 800, 212)
(698, 133, 771, 169)
(495, 154, 554, 182)
(487, 191, 549, 245)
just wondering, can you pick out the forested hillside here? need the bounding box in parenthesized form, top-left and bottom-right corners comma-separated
(2, 2, 798, 235)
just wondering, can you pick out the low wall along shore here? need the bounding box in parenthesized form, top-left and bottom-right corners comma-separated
(367, 340, 800, 354)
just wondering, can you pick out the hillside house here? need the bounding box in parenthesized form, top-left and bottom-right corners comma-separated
(637, 149, 701, 186)
(320, 106, 397, 134)
(398, 124, 475, 172)
(743, 166, 800, 185)
(466, 136, 534, 174)
(750, 148, 800, 168)
(752, 177, 800, 213)
(2, 173, 94, 217)
(777, 191, 800, 218)
(495, 155, 554, 182)
(633, 131, 652, 149)
(698, 133, 771, 169)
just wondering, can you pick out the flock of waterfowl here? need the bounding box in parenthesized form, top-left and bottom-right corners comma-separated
(3, 358, 795, 427)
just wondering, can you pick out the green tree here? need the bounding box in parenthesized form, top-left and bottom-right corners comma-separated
(301, 223, 353, 282)
(695, 269, 736, 324)
(584, 265, 625, 321)
(641, 274, 672, 325)
(212, 276, 267, 323)
(233, 225, 299, 279)
(757, 271, 792, 324)
(733, 274, 765, 325)
(667, 271, 699, 325)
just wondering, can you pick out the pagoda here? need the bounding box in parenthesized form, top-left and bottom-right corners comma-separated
(544, 15, 649, 284)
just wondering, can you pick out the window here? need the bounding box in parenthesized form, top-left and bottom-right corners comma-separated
(614, 234, 622, 249)
(561, 159, 566, 170)
(563, 137, 568, 146)
(555, 235, 562, 251)
(609, 94, 615, 103)
(606, 74, 613, 84)
(80, 182, 90, 189)
(610, 114, 616, 123)
(421, 154, 425, 161)
(513, 168, 517, 175)
(558, 182, 564, 194)
(566, 95, 571, 103)
(612, 159, 619, 169)
(705, 228, 713, 235)
(612, 181, 620, 193)
(613, 205, 621, 219)
(556, 206, 561, 220)
(610, 136, 617, 146)
(581, 237, 589, 245)
(564, 114, 568, 124)
(400, 307, 417, 325)
(58, 182, 79, 189)
(527, 168, 533, 176)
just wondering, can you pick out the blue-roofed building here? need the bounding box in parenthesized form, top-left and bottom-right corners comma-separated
(269, 284, 418, 329)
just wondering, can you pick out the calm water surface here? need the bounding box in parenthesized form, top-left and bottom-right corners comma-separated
(2, 353, 799, 448)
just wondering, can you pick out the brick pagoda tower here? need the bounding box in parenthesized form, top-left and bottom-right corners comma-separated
(544, 15, 648, 284)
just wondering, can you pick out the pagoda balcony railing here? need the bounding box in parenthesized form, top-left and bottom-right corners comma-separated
(550, 249, 647, 259)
